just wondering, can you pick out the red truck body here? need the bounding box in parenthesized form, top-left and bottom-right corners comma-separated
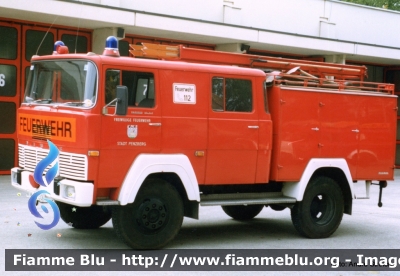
(269, 86, 396, 181)
(11, 38, 397, 249)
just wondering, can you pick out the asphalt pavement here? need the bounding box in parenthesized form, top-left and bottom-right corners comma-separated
(1, 172, 400, 276)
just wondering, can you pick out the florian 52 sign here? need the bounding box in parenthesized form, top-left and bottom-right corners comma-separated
(27, 140, 60, 230)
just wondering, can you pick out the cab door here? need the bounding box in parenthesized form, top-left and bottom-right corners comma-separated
(205, 76, 258, 184)
(98, 67, 161, 188)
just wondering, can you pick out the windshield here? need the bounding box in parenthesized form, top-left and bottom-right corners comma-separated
(24, 60, 97, 108)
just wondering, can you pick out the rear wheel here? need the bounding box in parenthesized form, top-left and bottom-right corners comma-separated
(222, 204, 264, 220)
(291, 176, 344, 238)
(112, 179, 184, 249)
(57, 202, 111, 229)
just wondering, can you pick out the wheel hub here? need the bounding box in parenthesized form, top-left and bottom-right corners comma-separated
(138, 199, 167, 231)
(310, 194, 334, 225)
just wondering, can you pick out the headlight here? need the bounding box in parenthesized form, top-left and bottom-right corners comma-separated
(64, 185, 76, 200)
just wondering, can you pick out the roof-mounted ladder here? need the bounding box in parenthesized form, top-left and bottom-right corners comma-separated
(130, 43, 367, 81)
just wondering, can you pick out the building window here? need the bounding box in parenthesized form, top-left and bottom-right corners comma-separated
(0, 65, 16, 97)
(25, 30, 54, 61)
(61, 34, 88, 53)
(0, 102, 16, 134)
(0, 139, 14, 170)
(0, 26, 17, 60)
(119, 40, 130, 57)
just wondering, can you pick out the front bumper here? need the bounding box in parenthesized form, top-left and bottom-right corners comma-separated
(11, 167, 94, 207)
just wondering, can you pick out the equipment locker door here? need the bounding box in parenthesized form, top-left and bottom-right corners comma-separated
(273, 88, 320, 181)
(319, 92, 360, 178)
(356, 95, 397, 179)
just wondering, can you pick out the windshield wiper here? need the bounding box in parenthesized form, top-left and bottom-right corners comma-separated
(59, 100, 93, 107)
(33, 99, 52, 103)
(60, 102, 86, 106)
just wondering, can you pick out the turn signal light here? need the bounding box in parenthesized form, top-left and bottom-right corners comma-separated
(195, 151, 205, 157)
(88, 150, 100, 157)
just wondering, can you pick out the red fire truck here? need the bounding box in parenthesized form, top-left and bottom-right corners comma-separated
(11, 37, 397, 249)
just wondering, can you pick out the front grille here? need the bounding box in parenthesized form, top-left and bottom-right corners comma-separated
(18, 144, 88, 181)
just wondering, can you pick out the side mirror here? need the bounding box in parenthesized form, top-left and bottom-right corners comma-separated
(116, 85, 128, 115)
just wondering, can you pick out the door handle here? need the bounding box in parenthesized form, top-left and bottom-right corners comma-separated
(352, 129, 359, 133)
(311, 127, 319, 131)
(149, 123, 161, 127)
(248, 126, 259, 129)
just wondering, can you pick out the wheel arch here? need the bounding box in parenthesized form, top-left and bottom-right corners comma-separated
(311, 167, 353, 215)
(145, 172, 199, 219)
(282, 158, 354, 215)
(117, 154, 200, 218)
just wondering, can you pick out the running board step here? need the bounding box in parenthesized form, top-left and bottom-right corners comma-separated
(200, 192, 297, 206)
(96, 199, 119, 206)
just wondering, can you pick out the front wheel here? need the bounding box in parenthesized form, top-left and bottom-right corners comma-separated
(291, 176, 344, 239)
(57, 202, 111, 229)
(222, 205, 264, 220)
(112, 179, 184, 249)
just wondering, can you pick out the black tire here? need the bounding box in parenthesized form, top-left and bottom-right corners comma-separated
(222, 204, 264, 220)
(291, 176, 344, 239)
(270, 204, 286, 211)
(112, 179, 183, 249)
(57, 202, 111, 229)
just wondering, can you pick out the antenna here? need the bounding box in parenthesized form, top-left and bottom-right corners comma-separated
(36, 14, 60, 56)
(75, 0, 84, 54)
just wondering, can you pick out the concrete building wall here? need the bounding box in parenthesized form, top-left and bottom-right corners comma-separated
(6, 0, 393, 64)
(73, 0, 400, 51)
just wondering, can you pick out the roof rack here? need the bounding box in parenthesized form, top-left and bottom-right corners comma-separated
(130, 43, 367, 81)
(271, 73, 394, 94)
(129, 43, 394, 95)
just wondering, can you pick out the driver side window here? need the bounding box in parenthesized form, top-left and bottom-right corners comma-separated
(105, 69, 155, 108)
(105, 70, 120, 104)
